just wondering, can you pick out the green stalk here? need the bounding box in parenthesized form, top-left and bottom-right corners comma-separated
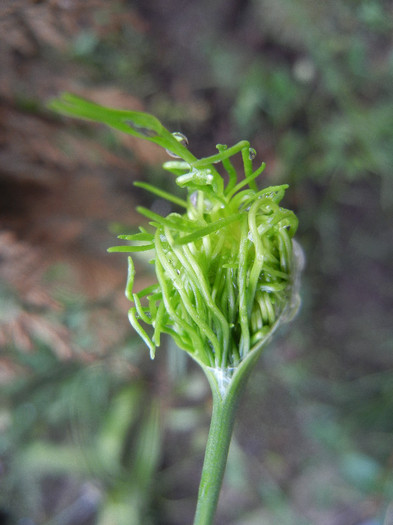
(194, 349, 263, 525)
(193, 388, 238, 525)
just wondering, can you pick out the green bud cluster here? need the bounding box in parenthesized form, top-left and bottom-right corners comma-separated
(112, 144, 299, 370)
(49, 94, 301, 372)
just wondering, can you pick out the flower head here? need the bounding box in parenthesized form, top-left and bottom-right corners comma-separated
(50, 94, 301, 374)
(111, 140, 301, 371)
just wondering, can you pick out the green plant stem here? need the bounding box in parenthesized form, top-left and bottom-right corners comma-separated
(193, 347, 265, 525)
(193, 388, 238, 525)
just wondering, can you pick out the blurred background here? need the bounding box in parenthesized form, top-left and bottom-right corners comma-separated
(0, 1, 393, 524)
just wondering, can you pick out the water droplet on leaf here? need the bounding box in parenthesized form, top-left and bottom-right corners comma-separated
(190, 191, 198, 207)
(166, 132, 189, 158)
(172, 132, 189, 148)
(189, 191, 213, 212)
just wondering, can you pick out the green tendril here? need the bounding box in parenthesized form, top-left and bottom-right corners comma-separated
(134, 181, 188, 208)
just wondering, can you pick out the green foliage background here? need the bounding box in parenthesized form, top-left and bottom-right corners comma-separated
(0, 1, 392, 524)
